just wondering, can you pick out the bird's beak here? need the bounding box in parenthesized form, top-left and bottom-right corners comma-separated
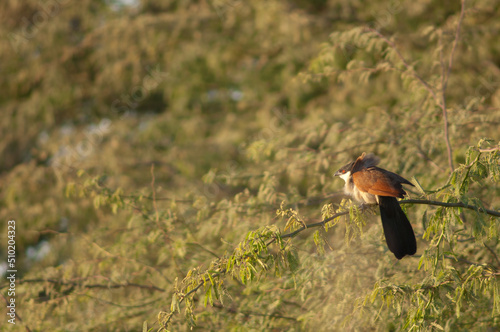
(334, 170, 341, 176)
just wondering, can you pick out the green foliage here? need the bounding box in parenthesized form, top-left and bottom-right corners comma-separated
(0, 0, 499, 331)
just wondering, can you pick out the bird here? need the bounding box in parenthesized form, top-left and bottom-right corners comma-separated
(334, 152, 416, 259)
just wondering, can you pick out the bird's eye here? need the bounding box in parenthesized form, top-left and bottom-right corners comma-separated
(341, 170, 345, 174)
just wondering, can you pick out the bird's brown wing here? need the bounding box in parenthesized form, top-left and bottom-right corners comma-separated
(352, 167, 407, 198)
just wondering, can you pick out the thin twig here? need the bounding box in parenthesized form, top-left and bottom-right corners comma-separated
(479, 147, 499, 153)
(81, 293, 162, 309)
(120, 194, 193, 203)
(483, 243, 500, 267)
(151, 164, 160, 223)
(365, 28, 440, 105)
(265, 211, 351, 247)
(186, 242, 220, 258)
(439, 34, 453, 172)
(415, 141, 445, 171)
(440, 0, 466, 171)
(151, 164, 172, 244)
(444, 0, 467, 94)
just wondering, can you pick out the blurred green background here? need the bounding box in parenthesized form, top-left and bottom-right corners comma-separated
(0, 0, 499, 330)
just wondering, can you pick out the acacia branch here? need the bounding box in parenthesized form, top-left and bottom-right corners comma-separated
(263, 210, 352, 247)
(400, 199, 500, 217)
(277, 198, 500, 243)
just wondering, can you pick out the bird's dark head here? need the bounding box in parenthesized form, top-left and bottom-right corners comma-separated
(335, 152, 380, 178)
(334, 161, 354, 177)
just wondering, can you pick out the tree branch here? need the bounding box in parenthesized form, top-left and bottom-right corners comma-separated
(274, 196, 500, 246)
(400, 199, 500, 217)
(266, 210, 351, 246)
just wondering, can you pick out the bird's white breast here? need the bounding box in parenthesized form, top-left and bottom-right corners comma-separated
(339, 171, 378, 204)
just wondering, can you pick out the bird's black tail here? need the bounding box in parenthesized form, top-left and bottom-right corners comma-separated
(378, 196, 416, 259)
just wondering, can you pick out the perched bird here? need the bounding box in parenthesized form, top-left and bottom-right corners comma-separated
(334, 152, 416, 259)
